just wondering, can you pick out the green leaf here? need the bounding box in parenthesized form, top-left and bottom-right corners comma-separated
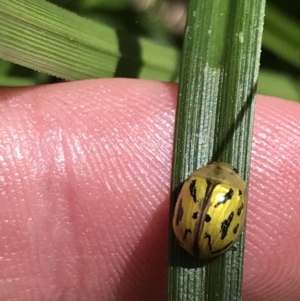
(0, 75, 36, 86)
(0, 0, 179, 81)
(258, 69, 300, 102)
(168, 0, 265, 300)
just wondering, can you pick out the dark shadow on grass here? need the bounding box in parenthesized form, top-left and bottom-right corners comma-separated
(114, 31, 143, 79)
(211, 83, 257, 163)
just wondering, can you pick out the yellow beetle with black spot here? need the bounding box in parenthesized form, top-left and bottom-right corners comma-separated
(172, 162, 247, 258)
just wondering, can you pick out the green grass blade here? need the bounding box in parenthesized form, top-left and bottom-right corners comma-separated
(168, 0, 265, 300)
(0, 0, 179, 80)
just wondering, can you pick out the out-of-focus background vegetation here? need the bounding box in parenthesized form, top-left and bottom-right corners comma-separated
(1, 0, 299, 101)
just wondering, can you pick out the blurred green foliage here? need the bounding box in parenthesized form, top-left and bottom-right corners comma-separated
(0, 0, 299, 101)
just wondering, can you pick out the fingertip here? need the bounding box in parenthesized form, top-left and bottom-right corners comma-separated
(244, 96, 300, 301)
(2, 82, 300, 301)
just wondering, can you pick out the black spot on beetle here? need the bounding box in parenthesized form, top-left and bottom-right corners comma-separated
(189, 179, 197, 203)
(220, 212, 234, 239)
(238, 190, 242, 196)
(233, 223, 239, 234)
(233, 167, 238, 174)
(205, 214, 211, 222)
(175, 198, 184, 226)
(192, 212, 198, 219)
(204, 232, 212, 249)
(214, 188, 234, 207)
(237, 203, 244, 216)
(183, 228, 192, 240)
(204, 232, 234, 255)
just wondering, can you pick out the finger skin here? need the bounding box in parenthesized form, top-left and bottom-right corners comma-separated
(0, 80, 299, 301)
(244, 95, 300, 300)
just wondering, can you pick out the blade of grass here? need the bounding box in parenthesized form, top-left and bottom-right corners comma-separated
(0, 0, 179, 80)
(168, 0, 265, 300)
